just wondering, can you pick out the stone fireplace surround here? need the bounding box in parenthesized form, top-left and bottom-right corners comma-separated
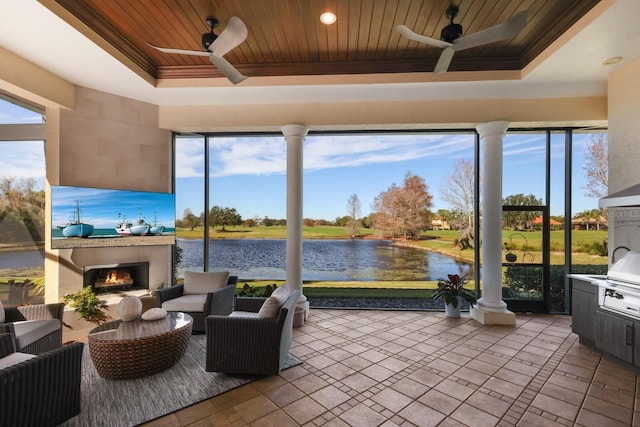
(50, 244, 173, 305)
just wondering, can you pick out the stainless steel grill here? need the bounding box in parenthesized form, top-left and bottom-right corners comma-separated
(599, 251, 640, 319)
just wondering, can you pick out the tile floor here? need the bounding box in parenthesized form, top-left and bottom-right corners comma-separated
(143, 309, 640, 426)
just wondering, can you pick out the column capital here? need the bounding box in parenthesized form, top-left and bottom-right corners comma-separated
(281, 124, 309, 139)
(476, 120, 509, 139)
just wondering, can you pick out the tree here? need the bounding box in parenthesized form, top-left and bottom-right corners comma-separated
(181, 208, 199, 231)
(210, 206, 242, 231)
(440, 158, 475, 248)
(346, 193, 361, 238)
(0, 177, 45, 244)
(502, 194, 542, 230)
(372, 172, 433, 240)
(583, 134, 608, 198)
(334, 216, 349, 227)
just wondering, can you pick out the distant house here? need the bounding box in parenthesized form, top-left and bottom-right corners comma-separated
(571, 215, 608, 230)
(532, 216, 561, 225)
(431, 218, 450, 230)
(531, 216, 563, 230)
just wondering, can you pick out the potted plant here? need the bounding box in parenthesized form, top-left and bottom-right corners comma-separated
(62, 286, 111, 325)
(432, 274, 477, 318)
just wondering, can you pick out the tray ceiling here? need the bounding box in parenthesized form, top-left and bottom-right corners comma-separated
(50, 0, 601, 82)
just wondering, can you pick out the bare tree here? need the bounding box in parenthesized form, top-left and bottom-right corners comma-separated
(345, 193, 362, 238)
(583, 134, 608, 198)
(0, 177, 45, 243)
(372, 172, 433, 240)
(440, 158, 475, 248)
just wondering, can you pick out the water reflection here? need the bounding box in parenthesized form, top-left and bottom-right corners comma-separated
(177, 238, 472, 281)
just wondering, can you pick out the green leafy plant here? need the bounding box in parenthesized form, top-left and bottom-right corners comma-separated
(432, 274, 477, 308)
(62, 286, 111, 325)
(237, 282, 278, 297)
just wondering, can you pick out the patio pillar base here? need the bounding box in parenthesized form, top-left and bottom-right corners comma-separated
(296, 297, 310, 320)
(470, 305, 516, 325)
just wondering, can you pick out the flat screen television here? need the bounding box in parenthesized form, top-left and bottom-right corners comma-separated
(51, 185, 176, 249)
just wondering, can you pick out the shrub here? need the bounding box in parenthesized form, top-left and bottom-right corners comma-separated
(237, 283, 278, 297)
(575, 241, 607, 256)
(62, 286, 110, 325)
(503, 264, 607, 313)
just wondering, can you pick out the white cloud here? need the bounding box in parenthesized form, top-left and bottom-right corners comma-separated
(177, 133, 475, 178)
(0, 142, 45, 183)
(211, 137, 286, 176)
(174, 138, 205, 178)
(0, 101, 43, 125)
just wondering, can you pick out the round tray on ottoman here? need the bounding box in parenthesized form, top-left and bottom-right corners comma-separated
(88, 312, 193, 380)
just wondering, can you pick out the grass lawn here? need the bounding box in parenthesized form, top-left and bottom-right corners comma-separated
(177, 225, 376, 239)
(417, 229, 607, 266)
(237, 279, 476, 299)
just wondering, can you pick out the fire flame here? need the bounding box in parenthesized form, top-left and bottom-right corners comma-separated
(103, 269, 132, 284)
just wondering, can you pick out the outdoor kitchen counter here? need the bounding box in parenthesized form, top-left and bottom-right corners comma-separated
(569, 273, 640, 372)
(569, 275, 600, 347)
(567, 274, 607, 284)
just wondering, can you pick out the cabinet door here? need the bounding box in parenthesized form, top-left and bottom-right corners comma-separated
(595, 309, 634, 364)
(572, 287, 597, 343)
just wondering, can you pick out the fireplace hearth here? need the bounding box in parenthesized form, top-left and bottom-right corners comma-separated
(84, 262, 149, 293)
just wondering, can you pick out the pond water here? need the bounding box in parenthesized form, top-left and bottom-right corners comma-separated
(0, 250, 44, 269)
(177, 238, 472, 281)
(0, 239, 473, 283)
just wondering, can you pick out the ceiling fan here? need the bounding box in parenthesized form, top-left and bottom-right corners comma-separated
(396, 5, 528, 74)
(148, 16, 248, 85)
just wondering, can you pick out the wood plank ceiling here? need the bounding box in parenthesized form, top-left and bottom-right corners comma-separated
(51, 0, 601, 81)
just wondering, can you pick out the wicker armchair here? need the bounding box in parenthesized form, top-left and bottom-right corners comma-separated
(157, 273, 238, 333)
(205, 289, 300, 376)
(0, 333, 83, 427)
(0, 301, 64, 354)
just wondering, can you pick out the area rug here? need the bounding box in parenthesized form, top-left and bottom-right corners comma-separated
(61, 335, 302, 427)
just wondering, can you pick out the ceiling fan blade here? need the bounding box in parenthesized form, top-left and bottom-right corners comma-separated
(209, 54, 247, 85)
(209, 16, 248, 57)
(434, 46, 455, 74)
(452, 10, 528, 51)
(396, 25, 452, 49)
(147, 43, 210, 57)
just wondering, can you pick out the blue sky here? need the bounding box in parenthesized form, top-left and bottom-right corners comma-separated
(175, 132, 600, 220)
(1, 98, 601, 222)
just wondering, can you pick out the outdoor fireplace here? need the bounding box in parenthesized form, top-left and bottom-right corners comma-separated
(83, 262, 149, 293)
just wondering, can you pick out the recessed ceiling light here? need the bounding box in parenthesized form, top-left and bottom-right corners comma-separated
(602, 56, 623, 66)
(320, 12, 337, 25)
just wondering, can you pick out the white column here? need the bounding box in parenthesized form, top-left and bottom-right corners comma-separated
(471, 120, 516, 325)
(281, 124, 309, 316)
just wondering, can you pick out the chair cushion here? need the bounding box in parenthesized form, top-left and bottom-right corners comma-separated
(257, 286, 291, 318)
(0, 351, 36, 369)
(183, 271, 229, 295)
(162, 294, 207, 313)
(12, 319, 61, 350)
(271, 285, 290, 300)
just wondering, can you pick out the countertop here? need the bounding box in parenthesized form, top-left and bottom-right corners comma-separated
(567, 274, 607, 285)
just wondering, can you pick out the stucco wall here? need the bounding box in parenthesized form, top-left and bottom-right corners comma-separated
(608, 58, 640, 194)
(600, 59, 640, 262)
(159, 96, 607, 133)
(44, 86, 173, 302)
